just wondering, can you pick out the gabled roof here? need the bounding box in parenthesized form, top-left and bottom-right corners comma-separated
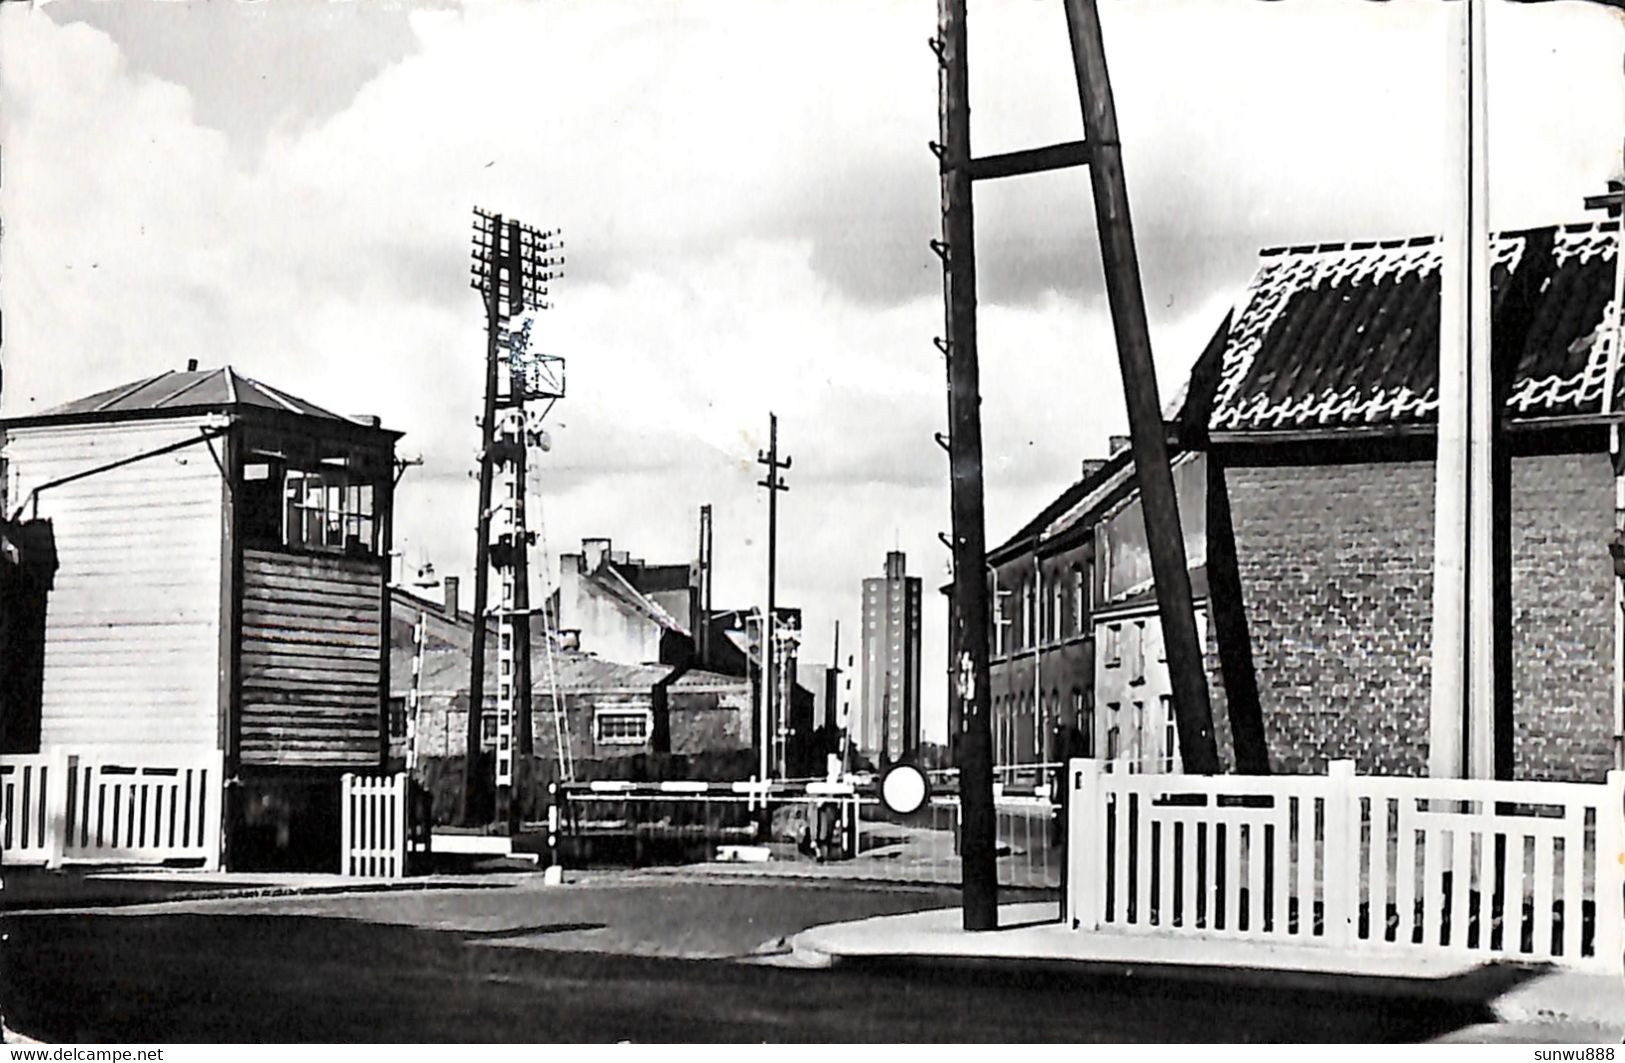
(7, 367, 377, 429)
(1206, 222, 1621, 434)
(987, 447, 1134, 564)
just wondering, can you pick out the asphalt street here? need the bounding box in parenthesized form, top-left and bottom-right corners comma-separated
(2, 876, 1511, 1042)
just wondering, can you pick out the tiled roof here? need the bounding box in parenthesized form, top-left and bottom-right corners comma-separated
(24, 367, 363, 425)
(1207, 222, 1622, 433)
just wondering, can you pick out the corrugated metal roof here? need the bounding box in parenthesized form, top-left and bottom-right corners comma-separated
(30, 367, 358, 424)
(1208, 222, 1622, 432)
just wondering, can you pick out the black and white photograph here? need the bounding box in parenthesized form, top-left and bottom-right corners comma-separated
(1, 0, 1624, 1047)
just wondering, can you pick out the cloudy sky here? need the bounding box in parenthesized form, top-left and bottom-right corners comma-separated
(3, 0, 1622, 741)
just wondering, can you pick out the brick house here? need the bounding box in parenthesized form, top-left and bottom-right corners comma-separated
(1183, 221, 1622, 782)
(980, 439, 1206, 776)
(981, 448, 1125, 771)
(983, 220, 1621, 784)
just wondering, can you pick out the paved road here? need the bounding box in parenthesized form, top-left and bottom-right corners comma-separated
(3, 876, 1510, 1042)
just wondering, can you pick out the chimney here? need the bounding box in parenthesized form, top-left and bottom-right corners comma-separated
(1081, 458, 1108, 481)
(443, 575, 460, 618)
(582, 537, 611, 571)
(186, 358, 199, 372)
(1108, 434, 1132, 457)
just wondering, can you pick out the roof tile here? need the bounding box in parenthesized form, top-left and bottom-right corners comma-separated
(1208, 223, 1621, 432)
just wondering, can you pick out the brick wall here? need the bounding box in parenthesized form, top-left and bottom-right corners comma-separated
(1508, 453, 1615, 781)
(1210, 451, 1614, 781)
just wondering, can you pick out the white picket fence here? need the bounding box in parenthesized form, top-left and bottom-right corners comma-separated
(1067, 758, 1625, 972)
(0, 753, 67, 865)
(340, 771, 409, 878)
(0, 748, 223, 869)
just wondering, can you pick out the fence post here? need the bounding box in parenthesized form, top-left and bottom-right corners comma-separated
(393, 772, 408, 880)
(1069, 758, 1102, 931)
(201, 750, 226, 872)
(1323, 760, 1356, 947)
(1597, 770, 1625, 968)
(340, 772, 354, 877)
(43, 747, 70, 869)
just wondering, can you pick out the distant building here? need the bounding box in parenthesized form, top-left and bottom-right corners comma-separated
(859, 551, 922, 764)
(554, 537, 700, 666)
(975, 437, 1204, 777)
(390, 584, 754, 771)
(797, 661, 840, 731)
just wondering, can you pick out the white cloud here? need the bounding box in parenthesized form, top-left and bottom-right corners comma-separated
(4, 0, 1623, 744)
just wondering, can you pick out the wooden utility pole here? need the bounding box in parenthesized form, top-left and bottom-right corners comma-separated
(510, 243, 535, 765)
(935, 0, 999, 930)
(1061, 0, 1219, 774)
(932, 0, 1225, 923)
(696, 503, 713, 667)
(464, 211, 504, 826)
(756, 414, 790, 782)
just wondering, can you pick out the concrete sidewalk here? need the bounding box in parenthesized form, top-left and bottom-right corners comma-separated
(790, 903, 1625, 1039)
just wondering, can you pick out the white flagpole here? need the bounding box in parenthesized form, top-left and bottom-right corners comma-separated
(1464, 0, 1496, 782)
(1428, 0, 1470, 780)
(1430, 0, 1491, 780)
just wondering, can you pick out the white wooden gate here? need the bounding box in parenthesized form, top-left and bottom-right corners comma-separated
(1067, 758, 1625, 971)
(341, 771, 408, 878)
(0, 751, 69, 866)
(1, 748, 222, 869)
(63, 751, 223, 868)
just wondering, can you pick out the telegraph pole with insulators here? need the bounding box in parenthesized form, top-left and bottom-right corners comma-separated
(466, 207, 564, 828)
(756, 414, 791, 783)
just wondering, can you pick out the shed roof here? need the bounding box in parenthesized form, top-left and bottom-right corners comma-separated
(7, 367, 380, 429)
(1206, 222, 1622, 434)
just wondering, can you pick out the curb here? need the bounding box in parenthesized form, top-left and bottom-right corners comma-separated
(2, 876, 521, 913)
(785, 928, 1625, 1032)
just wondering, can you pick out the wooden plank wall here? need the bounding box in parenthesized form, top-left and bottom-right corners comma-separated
(240, 549, 383, 767)
(5, 420, 224, 750)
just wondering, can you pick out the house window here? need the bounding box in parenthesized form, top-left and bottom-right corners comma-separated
(1161, 695, 1179, 774)
(595, 709, 651, 746)
(1104, 623, 1122, 667)
(388, 696, 407, 738)
(1131, 700, 1146, 774)
(1105, 702, 1121, 763)
(1074, 689, 1095, 758)
(1129, 620, 1147, 685)
(1051, 580, 1064, 643)
(1022, 579, 1036, 649)
(1081, 562, 1096, 634)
